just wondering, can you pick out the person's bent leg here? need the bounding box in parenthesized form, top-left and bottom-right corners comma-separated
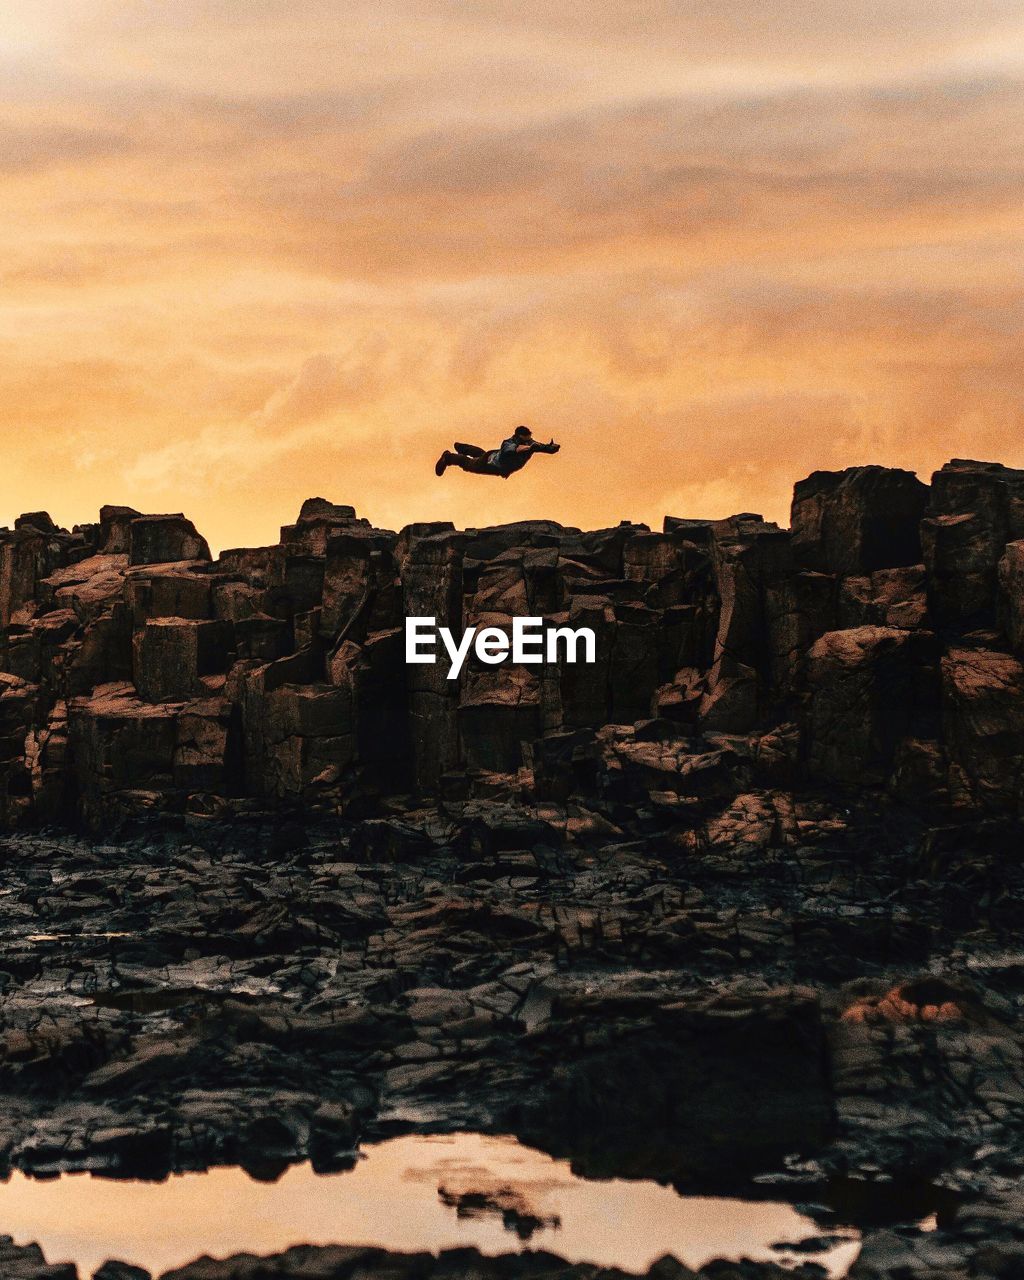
(436, 450, 495, 476)
(454, 442, 487, 458)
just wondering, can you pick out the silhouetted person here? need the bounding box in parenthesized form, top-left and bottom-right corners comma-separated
(435, 425, 560, 479)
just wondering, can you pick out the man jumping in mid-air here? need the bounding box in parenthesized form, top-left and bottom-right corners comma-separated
(435, 425, 560, 479)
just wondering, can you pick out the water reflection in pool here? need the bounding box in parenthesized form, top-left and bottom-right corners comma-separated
(0, 1132, 861, 1278)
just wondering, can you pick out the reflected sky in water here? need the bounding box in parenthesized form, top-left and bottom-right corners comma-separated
(0, 1133, 859, 1278)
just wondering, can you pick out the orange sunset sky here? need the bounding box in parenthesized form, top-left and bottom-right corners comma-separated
(2, 1, 1023, 552)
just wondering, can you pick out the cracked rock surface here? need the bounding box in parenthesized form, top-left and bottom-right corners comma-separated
(1, 461, 1024, 1277)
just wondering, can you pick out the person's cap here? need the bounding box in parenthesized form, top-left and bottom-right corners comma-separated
(514, 425, 533, 437)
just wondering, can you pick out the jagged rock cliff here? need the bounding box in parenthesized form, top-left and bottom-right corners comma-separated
(1, 459, 1023, 831)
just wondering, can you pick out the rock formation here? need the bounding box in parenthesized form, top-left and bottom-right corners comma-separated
(3, 462, 1024, 1280)
(1, 460, 1022, 832)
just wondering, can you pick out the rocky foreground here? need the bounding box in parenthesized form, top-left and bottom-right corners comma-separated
(1, 459, 1024, 1278)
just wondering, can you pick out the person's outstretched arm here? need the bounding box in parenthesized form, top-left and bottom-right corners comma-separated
(532, 438, 560, 454)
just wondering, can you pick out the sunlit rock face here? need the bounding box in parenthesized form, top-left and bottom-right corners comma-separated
(0, 459, 1023, 831)
(841, 979, 986, 1026)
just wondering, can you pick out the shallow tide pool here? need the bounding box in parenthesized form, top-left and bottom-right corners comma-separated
(0, 1132, 861, 1278)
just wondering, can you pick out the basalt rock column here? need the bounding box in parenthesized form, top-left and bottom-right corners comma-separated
(791, 465, 929, 577)
(396, 523, 463, 792)
(699, 514, 792, 732)
(922, 459, 1024, 625)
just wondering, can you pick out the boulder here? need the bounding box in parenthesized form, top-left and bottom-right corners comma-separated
(662, 515, 714, 543)
(459, 668, 541, 774)
(280, 498, 372, 556)
(467, 552, 533, 623)
(922, 459, 1024, 623)
(259, 682, 355, 796)
(654, 666, 704, 725)
(328, 628, 411, 789)
(322, 531, 399, 641)
(609, 604, 663, 723)
(233, 614, 290, 661)
(837, 564, 928, 630)
(128, 514, 211, 566)
(94, 1263, 151, 1280)
(765, 568, 837, 696)
(65, 606, 133, 697)
(548, 598, 615, 730)
(941, 646, 1024, 811)
(791, 465, 928, 575)
(298, 497, 356, 522)
(98, 504, 142, 554)
(133, 618, 233, 703)
(174, 696, 235, 791)
(126, 567, 213, 628)
(14, 510, 57, 533)
(262, 555, 325, 621)
(921, 511, 997, 624)
(701, 514, 791, 731)
(805, 626, 939, 786)
(68, 682, 179, 824)
(0, 608, 80, 687)
(215, 544, 284, 587)
(41, 553, 128, 625)
(0, 526, 66, 627)
(212, 580, 265, 622)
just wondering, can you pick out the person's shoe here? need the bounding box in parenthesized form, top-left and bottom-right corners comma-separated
(435, 451, 450, 476)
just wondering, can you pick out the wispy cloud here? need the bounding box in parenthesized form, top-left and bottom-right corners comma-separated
(0, 1, 1022, 550)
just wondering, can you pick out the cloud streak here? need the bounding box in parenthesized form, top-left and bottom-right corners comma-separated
(0, 1, 1021, 551)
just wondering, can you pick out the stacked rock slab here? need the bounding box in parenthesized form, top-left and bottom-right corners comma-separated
(0, 458, 1022, 829)
(922, 459, 1024, 624)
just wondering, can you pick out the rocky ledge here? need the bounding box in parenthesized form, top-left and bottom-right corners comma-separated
(0, 457, 1020, 828)
(0, 459, 1023, 1280)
